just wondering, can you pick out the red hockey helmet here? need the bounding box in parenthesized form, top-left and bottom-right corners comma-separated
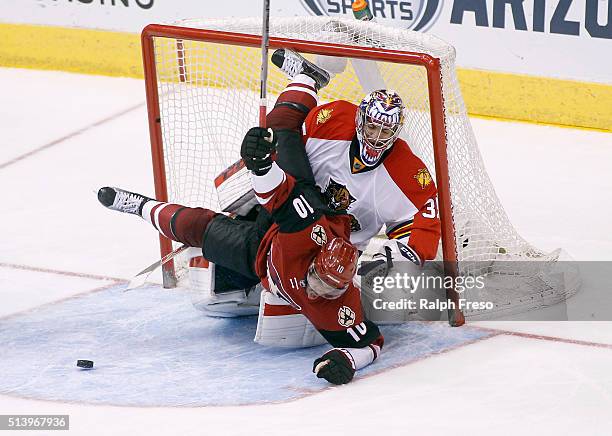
(307, 237, 359, 300)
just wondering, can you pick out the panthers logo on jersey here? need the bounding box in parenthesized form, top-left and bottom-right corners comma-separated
(324, 178, 356, 211)
(323, 178, 361, 232)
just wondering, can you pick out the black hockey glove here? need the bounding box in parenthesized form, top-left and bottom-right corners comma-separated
(313, 349, 356, 385)
(240, 127, 277, 176)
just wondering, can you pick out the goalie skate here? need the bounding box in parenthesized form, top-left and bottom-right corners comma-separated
(271, 48, 330, 90)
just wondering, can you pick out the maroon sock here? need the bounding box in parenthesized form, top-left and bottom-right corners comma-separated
(267, 81, 318, 130)
(146, 202, 217, 247)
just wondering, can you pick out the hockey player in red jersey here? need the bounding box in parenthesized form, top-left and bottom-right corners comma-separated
(98, 126, 384, 385)
(245, 128, 384, 381)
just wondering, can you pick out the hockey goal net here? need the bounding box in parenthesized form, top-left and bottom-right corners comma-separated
(141, 17, 579, 321)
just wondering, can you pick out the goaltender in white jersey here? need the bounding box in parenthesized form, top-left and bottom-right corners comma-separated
(302, 97, 441, 261)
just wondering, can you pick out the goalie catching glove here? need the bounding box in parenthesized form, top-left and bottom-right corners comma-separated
(313, 348, 356, 385)
(240, 127, 277, 175)
(359, 239, 422, 278)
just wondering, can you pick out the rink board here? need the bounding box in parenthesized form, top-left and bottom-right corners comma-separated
(0, 285, 493, 406)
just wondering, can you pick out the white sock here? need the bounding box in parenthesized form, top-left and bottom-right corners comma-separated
(141, 200, 163, 224)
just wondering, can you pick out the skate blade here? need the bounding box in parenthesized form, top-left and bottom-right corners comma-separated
(124, 244, 189, 292)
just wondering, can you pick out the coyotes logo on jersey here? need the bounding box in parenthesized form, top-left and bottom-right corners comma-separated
(338, 306, 356, 327)
(310, 224, 327, 246)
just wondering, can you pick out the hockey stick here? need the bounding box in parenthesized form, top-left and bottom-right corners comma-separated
(124, 244, 189, 291)
(212, 0, 270, 211)
(259, 0, 271, 127)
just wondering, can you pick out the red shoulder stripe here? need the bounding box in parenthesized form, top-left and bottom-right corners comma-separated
(304, 100, 358, 141)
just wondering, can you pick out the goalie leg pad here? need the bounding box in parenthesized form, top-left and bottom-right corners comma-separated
(254, 290, 326, 348)
(190, 259, 262, 317)
(192, 287, 262, 318)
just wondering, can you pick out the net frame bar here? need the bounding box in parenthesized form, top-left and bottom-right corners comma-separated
(141, 23, 464, 325)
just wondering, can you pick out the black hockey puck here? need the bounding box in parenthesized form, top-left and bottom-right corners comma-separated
(77, 360, 94, 369)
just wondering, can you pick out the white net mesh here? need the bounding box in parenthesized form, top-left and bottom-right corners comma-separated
(147, 16, 579, 318)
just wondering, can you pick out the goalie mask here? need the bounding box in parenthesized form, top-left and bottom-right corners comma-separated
(355, 90, 405, 167)
(306, 237, 358, 300)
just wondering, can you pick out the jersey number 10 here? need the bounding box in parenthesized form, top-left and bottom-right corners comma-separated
(293, 194, 315, 219)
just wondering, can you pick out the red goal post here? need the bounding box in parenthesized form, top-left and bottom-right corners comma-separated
(141, 23, 463, 326)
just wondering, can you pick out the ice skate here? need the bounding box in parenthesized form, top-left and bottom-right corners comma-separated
(271, 48, 330, 90)
(97, 187, 152, 216)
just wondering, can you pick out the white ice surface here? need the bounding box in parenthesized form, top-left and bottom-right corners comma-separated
(1, 68, 612, 435)
(0, 265, 118, 318)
